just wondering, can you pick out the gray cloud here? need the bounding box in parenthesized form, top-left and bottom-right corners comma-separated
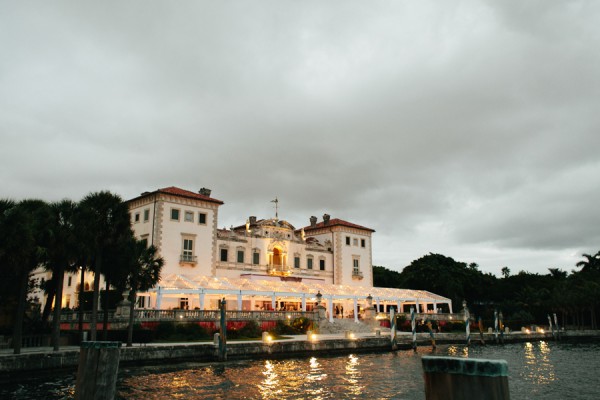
(1, 0, 599, 275)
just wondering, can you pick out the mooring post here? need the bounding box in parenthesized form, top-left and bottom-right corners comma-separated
(426, 319, 436, 349)
(478, 316, 485, 345)
(219, 298, 227, 361)
(410, 307, 417, 351)
(547, 314, 555, 340)
(74, 341, 121, 400)
(422, 356, 510, 400)
(463, 300, 470, 347)
(494, 310, 499, 344)
(553, 313, 560, 340)
(499, 311, 505, 344)
(390, 308, 397, 350)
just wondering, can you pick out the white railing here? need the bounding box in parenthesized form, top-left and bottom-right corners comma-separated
(57, 309, 317, 323)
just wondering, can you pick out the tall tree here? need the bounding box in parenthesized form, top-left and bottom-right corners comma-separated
(576, 252, 600, 273)
(124, 241, 163, 347)
(46, 199, 79, 351)
(0, 199, 51, 354)
(78, 191, 132, 341)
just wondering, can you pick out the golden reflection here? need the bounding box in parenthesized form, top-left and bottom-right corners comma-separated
(462, 347, 469, 357)
(343, 354, 364, 396)
(258, 360, 283, 399)
(522, 341, 556, 387)
(307, 357, 327, 383)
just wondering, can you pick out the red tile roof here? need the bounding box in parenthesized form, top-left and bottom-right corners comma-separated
(128, 186, 224, 205)
(301, 218, 375, 233)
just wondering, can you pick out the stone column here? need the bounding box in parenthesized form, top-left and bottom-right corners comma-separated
(199, 293, 205, 310)
(353, 298, 359, 323)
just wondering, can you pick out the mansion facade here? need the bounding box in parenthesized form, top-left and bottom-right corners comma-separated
(34, 186, 452, 318)
(128, 187, 374, 288)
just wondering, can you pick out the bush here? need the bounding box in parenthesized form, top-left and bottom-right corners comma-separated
(270, 320, 298, 336)
(227, 320, 262, 339)
(290, 317, 312, 333)
(155, 321, 176, 340)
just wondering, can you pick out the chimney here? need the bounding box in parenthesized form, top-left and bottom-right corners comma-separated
(310, 216, 317, 227)
(323, 214, 330, 224)
(199, 188, 212, 196)
(249, 216, 257, 224)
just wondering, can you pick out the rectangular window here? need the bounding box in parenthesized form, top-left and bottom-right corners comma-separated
(361, 238, 366, 248)
(353, 238, 358, 246)
(184, 211, 194, 222)
(237, 250, 244, 263)
(353, 258, 360, 273)
(180, 298, 189, 310)
(294, 256, 300, 268)
(171, 209, 180, 221)
(67, 276, 72, 287)
(198, 212, 207, 224)
(134, 213, 140, 223)
(182, 239, 193, 262)
(346, 236, 351, 245)
(141, 235, 149, 248)
(220, 248, 228, 262)
(307, 257, 313, 270)
(319, 259, 325, 271)
(253, 251, 260, 265)
(143, 209, 150, 222)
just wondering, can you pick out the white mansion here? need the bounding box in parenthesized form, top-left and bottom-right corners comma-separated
(35, 187, 452, 321)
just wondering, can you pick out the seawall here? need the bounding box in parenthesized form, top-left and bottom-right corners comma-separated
(1, 330, 599, 383)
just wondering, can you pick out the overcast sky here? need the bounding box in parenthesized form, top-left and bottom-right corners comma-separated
(1, 1, 599, 276)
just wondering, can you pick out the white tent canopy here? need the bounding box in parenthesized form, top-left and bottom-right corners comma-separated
(146, 274, 453, 315)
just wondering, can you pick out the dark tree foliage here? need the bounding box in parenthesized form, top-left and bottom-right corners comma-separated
(373, 265, 404, 288)
(376, 251, 600, 329)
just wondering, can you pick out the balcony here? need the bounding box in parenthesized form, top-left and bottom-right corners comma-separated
(352, 270, 363, 280)
(267, 264, 292, 277)
(179, 254, 197, 264)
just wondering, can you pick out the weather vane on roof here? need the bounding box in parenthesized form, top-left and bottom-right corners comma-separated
(271, 197, 279, 220)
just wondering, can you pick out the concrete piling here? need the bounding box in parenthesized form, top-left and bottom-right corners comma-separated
(74, 341, 121, 400)
(422, 356, 510, 400)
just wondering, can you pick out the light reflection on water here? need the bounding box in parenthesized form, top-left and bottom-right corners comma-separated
(3, 341, 600, 399)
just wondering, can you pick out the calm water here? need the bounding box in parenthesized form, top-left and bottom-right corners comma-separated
(5, 341, 600, 399)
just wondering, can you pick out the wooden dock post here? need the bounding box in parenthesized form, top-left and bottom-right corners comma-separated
(74, 341, 121, 400)
(218, 298, 227, 361)
(422, 356, 510, 400)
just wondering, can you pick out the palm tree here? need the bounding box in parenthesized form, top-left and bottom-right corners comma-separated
(46, 199, 79, 351)
(78, 191, 132, 341)
(0, 199, 51, 354)
(124, 241, 163, 347)
(576, 252, 600, 273)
